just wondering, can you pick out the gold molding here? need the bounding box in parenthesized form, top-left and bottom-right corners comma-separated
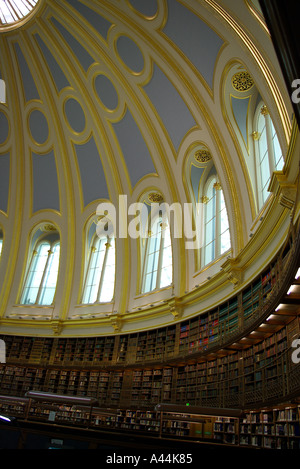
(148, 192, 164, 203)
(251, 131, 260, 141)
(0, 0, 45, 32)
(269, 171, 297, 210)
(168, 297, 182, 319)
(204, 0, 291, 144)
(221, 257, 243, 287)
(231, 71, 254, 92)
(260, 104, 269, 116)
(52, 319, 63, 335)
(213, 181, 222, 190)
(111, 315, 122, 332)
(194, 149, 212, 163)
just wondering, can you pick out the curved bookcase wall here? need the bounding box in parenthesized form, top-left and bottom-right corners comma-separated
(0, 220, 300, 410)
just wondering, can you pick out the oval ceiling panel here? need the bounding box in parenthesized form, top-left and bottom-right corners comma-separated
(64, 98, 86, 134)
(116, 35, 145, 74)
(0, 111, 9, 144)
(94, 74, 119, 111)
(29, 109, 49, 144)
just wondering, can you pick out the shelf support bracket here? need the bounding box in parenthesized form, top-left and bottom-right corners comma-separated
(110, 315, 122, 332)
(51, 320, 63, 335)
(221, 258, 243, 287)
(168, 297, 182, 319)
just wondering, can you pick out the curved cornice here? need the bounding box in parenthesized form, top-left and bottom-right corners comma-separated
(0, 0, 297, 335)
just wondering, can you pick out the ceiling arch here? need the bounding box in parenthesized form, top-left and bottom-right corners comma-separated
(0, 0, 295, 334)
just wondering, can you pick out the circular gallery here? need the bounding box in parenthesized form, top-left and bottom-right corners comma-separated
(0, 0, 299, 452)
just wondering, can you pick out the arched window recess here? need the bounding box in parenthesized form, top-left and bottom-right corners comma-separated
(202, 176, 231, 267)
(82, 217, 115, 304)
(252, 102, 284, 208)
(20, 225, 60, 306)
(141, 201, 173, 294)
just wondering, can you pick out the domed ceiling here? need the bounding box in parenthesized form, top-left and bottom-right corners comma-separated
(0, 0, 297, 336)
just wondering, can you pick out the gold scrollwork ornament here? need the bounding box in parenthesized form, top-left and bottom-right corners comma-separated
(232, 72, 254, 92)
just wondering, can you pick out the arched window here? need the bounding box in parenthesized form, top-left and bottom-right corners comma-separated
(203, 179, 230, 266)
(254, 104, 284, 207)
(142, 216, 172, 293)
(82, 234, 115, 304)
(21, 235, 60, 305)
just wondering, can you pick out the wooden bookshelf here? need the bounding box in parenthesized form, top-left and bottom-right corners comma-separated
(241, 405, 300, 449)
(0, 232, 299, 421)
(115, 409, 160, 434)
(0, 315, 298, 409)
(1, 250, 297, 372)
(1, 391, 300, 449)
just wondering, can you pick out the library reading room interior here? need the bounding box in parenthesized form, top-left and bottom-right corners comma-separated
(0, 0, 300, 451)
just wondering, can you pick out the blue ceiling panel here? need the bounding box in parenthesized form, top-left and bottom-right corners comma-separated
(0, 111, 9, 144)
(66, 0, 112, 39)
(14, 43, 39, 102)
(163, 0, 223, 89)
(35, 34, 70, 93)
(191, 164, 204, 202)
(51, 17, 95, 72)
(64, 98, 86, 133)
(74, 136, 109, 206)
(94, 74, 118, 111)
(144, 63, 196, 151)
(129, 0, 158, 17)
(113, 108, 156, 188)
(116, 35, 145, 74)
(32, 150, 60, 212)
(29, 109, 49, 144)
(231, 96, 250, 148)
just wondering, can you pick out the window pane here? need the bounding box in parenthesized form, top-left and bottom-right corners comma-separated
(258, 115, 269, 201)
(0, 239, 2, 256)
(83, 238, 106, 304)
(99, 239, 115, 302)
(142, 217, 172, 293)
(205, 219, 214, 245)
(206, 198, 214, 222)
(220, 229, 231, 254)
(142, 220, 161, 293)
(220, 192, 229, 234)
(160, 225, 172, 288)
(204, 241, 214, 265)
(39, 243, 60, 305)
(259, 127, 268, 159)
(259, 148, 270, 203)
(203, 180, 217, 266)
(273, 135, 283, 170)
(219, 191, 230, 254)
(148, 224, 161, 253)
(144, 271, 156, 293)
(21, 242, 49, 305)
(147, 252, 159, 274)
(143, 253, 159, 292)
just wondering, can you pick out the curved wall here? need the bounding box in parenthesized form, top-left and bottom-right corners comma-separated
(0, 0, 298, 337)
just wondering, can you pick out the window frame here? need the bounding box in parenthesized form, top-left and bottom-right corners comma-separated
(20, 236, 60, 306)
(253, 102, 284, 208)
(141, 215, 173, 294)
(82, 233, 116, 304)
(202, 177, 230, 267)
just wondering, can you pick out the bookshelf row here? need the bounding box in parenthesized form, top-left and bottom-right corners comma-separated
(240, 407, 300, 449)
(0, 317, 299, 408)
(1, 395, 300, 449)
(0, 254, 286, 366)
